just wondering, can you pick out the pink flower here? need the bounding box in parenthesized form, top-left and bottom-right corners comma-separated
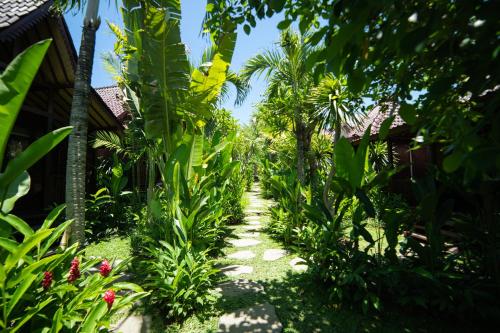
(68, 257, 81, 283)
(42, 271, 53, 290)
(99, 259, 112, 277)
(103, 290, 115, 309)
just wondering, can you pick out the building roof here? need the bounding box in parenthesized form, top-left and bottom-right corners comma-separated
(0, 0, 52, 38)
(346, 103, 407, 141)
(96, 86, 129, 121)
(0, 0, 124, 130)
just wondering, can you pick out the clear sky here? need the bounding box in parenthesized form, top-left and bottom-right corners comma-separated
(64, 1, 284, 124)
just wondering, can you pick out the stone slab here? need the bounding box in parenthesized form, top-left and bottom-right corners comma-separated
(229, 239, 261, 247)
(236, 232, 259, 238)
(243, 225, 262, 231)
(263, 249, 287, 261)
(227, 250, 256, 260)
(289, 257, 308, 271)
(218, 303, 283, 333)
(245, 210, 264, 215)
(220, 265, 254, 276)
(247, 221, 261, 226)
(113, 315, 151, 333)
(215, 279, 264, 298)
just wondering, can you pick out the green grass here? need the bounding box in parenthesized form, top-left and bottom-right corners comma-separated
(84, 236, 132, 260)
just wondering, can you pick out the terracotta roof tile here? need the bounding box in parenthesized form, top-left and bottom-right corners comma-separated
(95, 86, 129, 122)
(346, 103, 406, 140)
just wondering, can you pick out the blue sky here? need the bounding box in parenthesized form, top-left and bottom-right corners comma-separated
(64, 1, 284, 124)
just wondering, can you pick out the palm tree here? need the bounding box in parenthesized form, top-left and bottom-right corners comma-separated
(240, 30, 315, 187)
(309, 73, 364, 217)
(54, 0, 102, 247)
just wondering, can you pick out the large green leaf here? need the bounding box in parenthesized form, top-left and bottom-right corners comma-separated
(0, 171, 30, 214)
(6, 273, 36, 317)
(11, 297, 53, 333)
(0, 213, 33, 238)
(191, 31, 237, 106)
(0, 127, 72, 189)
(138, 0, 190, 139)
(187, 134, 204, 179)
(40, 204, 66, 230)
(334, 137, 354, 183)
(79, 300, 108, 333)
(0, 39, 52, 169)
(4, 229, 52, 271)
(0, 237, 18, 252)
(39, 219, 73, 257)
(351, 125, 371, 188)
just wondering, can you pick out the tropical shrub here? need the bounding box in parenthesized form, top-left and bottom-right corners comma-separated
(222, 170, 245, 224)
(206, 0, 500, 320)
(140, 240, 217, 321)
(0, 208, 148, 332)
(0, 40, 147, 331)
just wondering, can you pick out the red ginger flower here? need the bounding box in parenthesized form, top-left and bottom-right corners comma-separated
(103, 289, 115, 310)
(42, 271, 53, 290)
(68, 257, 81, 283)
(99, 259, 112, 277)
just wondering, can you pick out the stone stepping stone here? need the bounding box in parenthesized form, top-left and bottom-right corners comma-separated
(113, 315, 151, 333)
(246, 209, 264, 215)
(246, 215, 261, 222)
(237, 232, 259, 238)
(215, 279, 264, 298)
(248, 203, 265, 208)
(247, 221, 261, 226)
(220, 265, 253, 276)
(229, 239, 261, 247)
(227, 250, 256, 260)
(243, 225, 262, 231)
(263, 249, 287, 261)
(218, 302, 283, 333)
(289, 257, 308, 271)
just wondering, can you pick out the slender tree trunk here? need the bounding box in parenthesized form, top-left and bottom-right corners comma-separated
(62, 0, 100, 248)
(305, 128, 317, 192)
(294, 107, 306, 186)
(323, 118, 342, 219)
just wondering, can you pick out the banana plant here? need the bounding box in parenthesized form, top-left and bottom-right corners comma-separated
(116, 1, 238, 228)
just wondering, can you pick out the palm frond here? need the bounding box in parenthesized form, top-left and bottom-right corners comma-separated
(225, 70, 250, 106)
(240, 49, 283, 82)
(92, 130, 125, 154)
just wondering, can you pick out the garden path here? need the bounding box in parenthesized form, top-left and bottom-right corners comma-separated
(216, 183, 289, 333)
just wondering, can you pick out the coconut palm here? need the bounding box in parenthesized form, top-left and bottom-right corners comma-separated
(53, 0, 102, 247)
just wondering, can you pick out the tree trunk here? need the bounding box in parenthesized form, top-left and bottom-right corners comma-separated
(304, 127, 317, 192)
(62, 0, 100, 248)
(294, 108, 306, 186)
(323, 118, 342, 219)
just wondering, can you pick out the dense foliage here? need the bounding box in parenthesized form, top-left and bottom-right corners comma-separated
(3, 0, 499, 330)
(205, 0, 500, 321)
(0, 41, 146, 332)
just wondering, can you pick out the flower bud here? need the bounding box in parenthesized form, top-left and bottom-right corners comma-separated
(42, 271, 53, 290)
(99, 259, 112, 277)
(68, 257, 81, 283)
(103, 289, 115, 309)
